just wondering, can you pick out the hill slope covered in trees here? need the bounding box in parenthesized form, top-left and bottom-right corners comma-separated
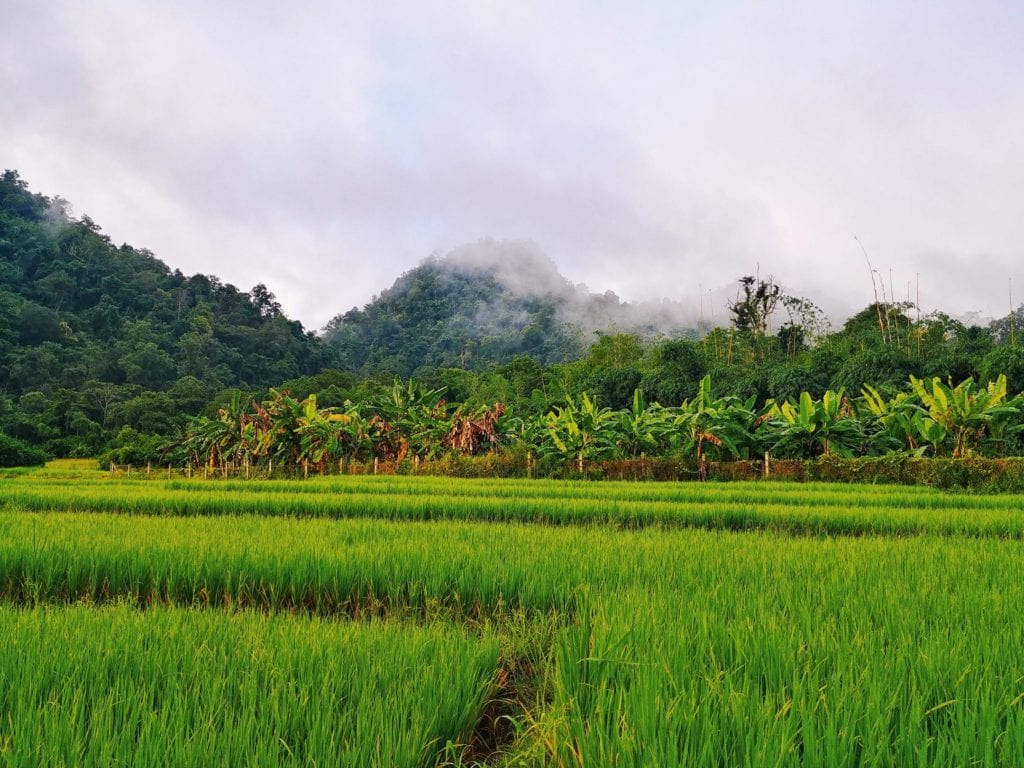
(0, 171, 336, 458)
(324, 239, 698, 377)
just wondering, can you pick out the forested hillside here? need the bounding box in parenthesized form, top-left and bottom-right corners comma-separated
(324, 247, 585, 375)
(0, 171, 337, 459)
(324, 239, 697, 376)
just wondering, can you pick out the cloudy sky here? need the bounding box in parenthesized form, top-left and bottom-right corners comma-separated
(2, 1, 1022, 329)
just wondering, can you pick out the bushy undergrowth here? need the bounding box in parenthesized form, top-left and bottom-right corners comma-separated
(0, 431, 47, 468)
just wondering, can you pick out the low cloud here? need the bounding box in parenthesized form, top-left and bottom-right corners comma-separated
(2, 1, 1022, 331)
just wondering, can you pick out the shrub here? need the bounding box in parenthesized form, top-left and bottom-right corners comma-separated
(980, 347, 1024, 396)
(96, 427, 166, 468)
(0, 431, 47, 468)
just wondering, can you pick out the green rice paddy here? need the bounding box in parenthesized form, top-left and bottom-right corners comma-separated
(2, 461, 1023, 766)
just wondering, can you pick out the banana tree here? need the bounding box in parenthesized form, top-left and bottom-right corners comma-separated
(181, 415, 232, 468)
(858, 385, 927, 456)
(909, 374, 1020, 457)
(987, 391, 1024, 456)
(296, 395, 374, 469)
(373, 380, 451, 460)
(543, 392, 620, 462)
(259, 388, 307, 466)
(503, 409, 550, 455)
(615, 389, 675, 458)
(673, 376, 755, 478)
(178, 390, 258, 469)
(338, 402, 376, 460)
(914, 415, 948, 457)
(247, 397, 279, 464)
(763, 389, 862, 459)
(444, 403, 506, 455)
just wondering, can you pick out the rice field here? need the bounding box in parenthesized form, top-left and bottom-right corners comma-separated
(7, 471, 1024, 537)
(0, 605, 499, 767)
(2, 462, 1024, 766)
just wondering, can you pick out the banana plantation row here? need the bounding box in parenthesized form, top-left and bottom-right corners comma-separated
(169, 373, 1024, 474)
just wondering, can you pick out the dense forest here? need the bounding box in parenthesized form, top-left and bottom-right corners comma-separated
(2, 171, 1024, 467)
(324, 249, 586, 374)
(0, 171, 336, 463)
(323, 239, 697, 376)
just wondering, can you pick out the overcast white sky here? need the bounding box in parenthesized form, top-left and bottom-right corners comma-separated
(2, 1, 1023, 329)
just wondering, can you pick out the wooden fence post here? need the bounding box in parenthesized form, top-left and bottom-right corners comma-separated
(373, 457, 379, 475)
(764, 451, 770, 479)
(127, 464, 132, 478)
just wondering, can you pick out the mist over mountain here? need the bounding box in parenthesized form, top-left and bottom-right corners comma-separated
(324, 240, 705, 376)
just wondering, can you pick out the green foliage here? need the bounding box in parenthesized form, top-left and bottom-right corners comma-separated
(586, 365, 644, 410)
(980, 345, 1024, 395)
(96, 426, 166, 467)
(640, 339, 706, 404)
(674, 376, 755, 471)
(323, 250, 585, 375)
(858, 385, 927, 456)
(614, 389, 674, 458)
(763, 389, 862, 458)
(831, 347, 917, 393)
(0, 430, 47, 467)
(174, 372, 1024, 475)
(0, 171, 336, 458)
(909, 374, 1021, 457)
(543, 392, 619, 461)
(764, 363, 829, 402)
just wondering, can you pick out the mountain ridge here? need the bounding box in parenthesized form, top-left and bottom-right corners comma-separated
(324, 239, 699, 376)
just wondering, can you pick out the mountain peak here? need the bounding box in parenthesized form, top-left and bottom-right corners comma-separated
(324, 239, 698, 376)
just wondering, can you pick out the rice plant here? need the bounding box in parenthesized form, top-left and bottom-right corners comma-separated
(4, 471, 1024, 765)
(0, 604, 500, 767)
(4, 473, 1024, 537)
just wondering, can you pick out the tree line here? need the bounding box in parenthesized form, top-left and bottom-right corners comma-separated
(162, 372, 1024, 478)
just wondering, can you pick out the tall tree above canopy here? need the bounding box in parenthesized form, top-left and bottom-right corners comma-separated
(728, 274, 781, 334)
(249, 283, 282, 318)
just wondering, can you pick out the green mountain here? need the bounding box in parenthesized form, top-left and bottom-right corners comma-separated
(325, 239, 697, 377)
(0, 170, 336, 457)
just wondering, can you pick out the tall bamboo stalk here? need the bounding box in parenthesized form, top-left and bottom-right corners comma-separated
(855, 237, 888, 344)
(888, 269, 901, 350)
(1011, 278, 1017, 347)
